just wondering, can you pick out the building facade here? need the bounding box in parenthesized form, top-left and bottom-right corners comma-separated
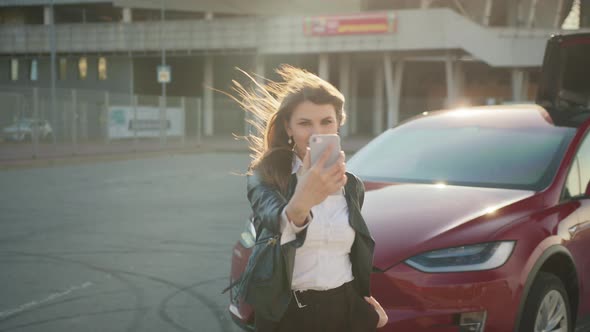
(0, 0, 589, 140)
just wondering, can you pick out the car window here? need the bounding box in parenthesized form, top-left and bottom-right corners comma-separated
(564, 157, 581, 199)
(574, 133, 590, 196)
(348, 126, 576, 191)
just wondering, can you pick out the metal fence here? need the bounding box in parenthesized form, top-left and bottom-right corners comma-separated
(0, 86, 211, 144)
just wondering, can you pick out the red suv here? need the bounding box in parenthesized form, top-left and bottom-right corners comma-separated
(228, 33, 590, 332)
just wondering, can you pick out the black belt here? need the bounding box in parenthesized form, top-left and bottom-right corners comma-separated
(292, 281, 353, 309)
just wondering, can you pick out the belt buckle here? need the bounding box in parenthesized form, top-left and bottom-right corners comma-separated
(293, 290, 307, 309)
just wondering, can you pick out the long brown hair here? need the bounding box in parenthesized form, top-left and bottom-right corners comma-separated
(229, 65, 346, 194)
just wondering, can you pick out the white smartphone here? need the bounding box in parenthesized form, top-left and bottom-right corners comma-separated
(309, 134, 341, 168)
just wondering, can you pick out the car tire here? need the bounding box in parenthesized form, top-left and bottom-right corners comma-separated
(519, 272, 572, 332)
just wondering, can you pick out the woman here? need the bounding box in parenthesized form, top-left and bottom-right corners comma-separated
(233, 65, 388, 332)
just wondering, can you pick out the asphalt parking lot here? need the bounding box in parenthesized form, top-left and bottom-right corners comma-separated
(0, 152, 251, 332)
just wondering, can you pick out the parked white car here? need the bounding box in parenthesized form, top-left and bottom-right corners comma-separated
(2, 118, 54, 142)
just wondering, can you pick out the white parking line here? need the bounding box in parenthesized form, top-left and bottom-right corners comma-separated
(0, 281, 94, 319)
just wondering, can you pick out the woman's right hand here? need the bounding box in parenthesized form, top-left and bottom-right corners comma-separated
(285, 146, 346, 226)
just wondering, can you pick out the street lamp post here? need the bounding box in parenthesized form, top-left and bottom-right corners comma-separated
(50, 0, 57, 144)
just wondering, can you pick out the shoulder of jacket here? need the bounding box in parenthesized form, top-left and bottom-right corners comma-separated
(246, 169, 263, 190)
(346, 172, 362, 186)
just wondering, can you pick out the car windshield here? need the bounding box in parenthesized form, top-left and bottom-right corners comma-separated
(348, 125, 576, 191)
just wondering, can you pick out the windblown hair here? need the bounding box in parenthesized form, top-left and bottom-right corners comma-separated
(229, 65, 346, 194)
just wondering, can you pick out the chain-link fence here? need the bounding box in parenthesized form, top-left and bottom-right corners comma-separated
(0, 85, 208, 143)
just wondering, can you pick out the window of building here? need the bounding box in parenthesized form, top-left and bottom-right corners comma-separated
(10, 58, 18, 81)
(59, 58, 67, 80)
(30, 59, 38, 81)
(98, 57, 107, 80)
(78, 57, 88, 80)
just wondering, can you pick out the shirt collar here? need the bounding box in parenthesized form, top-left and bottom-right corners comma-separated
(292, 153, 303, 175)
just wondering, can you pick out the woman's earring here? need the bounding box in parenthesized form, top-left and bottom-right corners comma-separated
(288, 136, 293, 145)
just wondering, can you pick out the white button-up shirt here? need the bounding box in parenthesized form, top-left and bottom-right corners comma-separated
(279, 155, 355, 291)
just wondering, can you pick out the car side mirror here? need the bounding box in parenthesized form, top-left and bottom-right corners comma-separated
(585, 181, 590, 197)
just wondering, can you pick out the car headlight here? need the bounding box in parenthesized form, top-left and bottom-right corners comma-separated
(405, 241, 515, 273)
(238, 218, 256, 249)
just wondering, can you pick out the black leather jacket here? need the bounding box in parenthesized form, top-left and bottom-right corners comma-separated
(246, 170, 375, 322)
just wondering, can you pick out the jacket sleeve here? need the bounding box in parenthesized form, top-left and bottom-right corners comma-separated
(246, 172, 288, 235)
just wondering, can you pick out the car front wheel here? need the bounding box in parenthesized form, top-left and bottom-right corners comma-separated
(520, 272, 571, 332)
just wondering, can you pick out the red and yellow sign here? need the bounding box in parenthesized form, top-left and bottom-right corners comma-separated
(304, 12, 396, 36)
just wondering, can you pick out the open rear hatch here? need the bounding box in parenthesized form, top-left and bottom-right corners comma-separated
(537, 33, 590, 126)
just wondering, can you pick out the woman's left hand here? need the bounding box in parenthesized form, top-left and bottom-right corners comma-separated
(364, 296, 388, 328)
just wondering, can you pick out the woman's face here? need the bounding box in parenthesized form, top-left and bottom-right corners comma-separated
(285, 100, 339, 159)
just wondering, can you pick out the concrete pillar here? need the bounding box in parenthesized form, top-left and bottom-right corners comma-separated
(384, 53, 404, 128)
(181, 96, 186, 145)
(203, 56, 214, 136)
(255, 55, 266, 79)
(350, 66, 359, 135)
(247, 55, 266, 135)
(554, 0, 565, 28)
(122, 7, 132, 23)
(71, 89, 78, 149)
(581, 0, 590, 28)
(507, 0, 521, 26)
(445, 56, 459, 107)
(420, 0, 433, 9)
(32, 88, 39, 157)
(391, 60, 404, 128)
(454, 60, 465, 105)
(483, 0, 494, 25)
(318, 53, 330, 81)
(527, 0, 539, 28)
(373, 64, 384, 135)
(339, 54, 351, 137)
(522, 71, 530, 101)
(104, 91, 110, 143)
(511, 69, 526, 102)
(81, 102, 88, 141)
(43, 5, 54, 25)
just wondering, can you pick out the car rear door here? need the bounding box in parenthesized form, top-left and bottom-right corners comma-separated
(536, 33, 590, 123)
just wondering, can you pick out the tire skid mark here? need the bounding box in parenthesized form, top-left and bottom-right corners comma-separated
(0, 289, 134, 324)
(107, 269, 231, 332)
(157, 278, 226, 332)
(0, 223, 78, 244)
(0, 251, 147, 332)
(0, 307, 151, 332)
(1, 251, 229, 332)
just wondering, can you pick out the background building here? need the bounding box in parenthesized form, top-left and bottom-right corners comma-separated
(0, 0, 589, 141)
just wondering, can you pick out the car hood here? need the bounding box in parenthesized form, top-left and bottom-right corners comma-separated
(361, 182, 535, 270)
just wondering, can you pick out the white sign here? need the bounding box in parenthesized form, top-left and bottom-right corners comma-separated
(108, 105, 184, 139)
(157, 65, 171, 84)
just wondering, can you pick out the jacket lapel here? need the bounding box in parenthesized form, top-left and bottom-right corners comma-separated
(344, 173, 372, 239)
